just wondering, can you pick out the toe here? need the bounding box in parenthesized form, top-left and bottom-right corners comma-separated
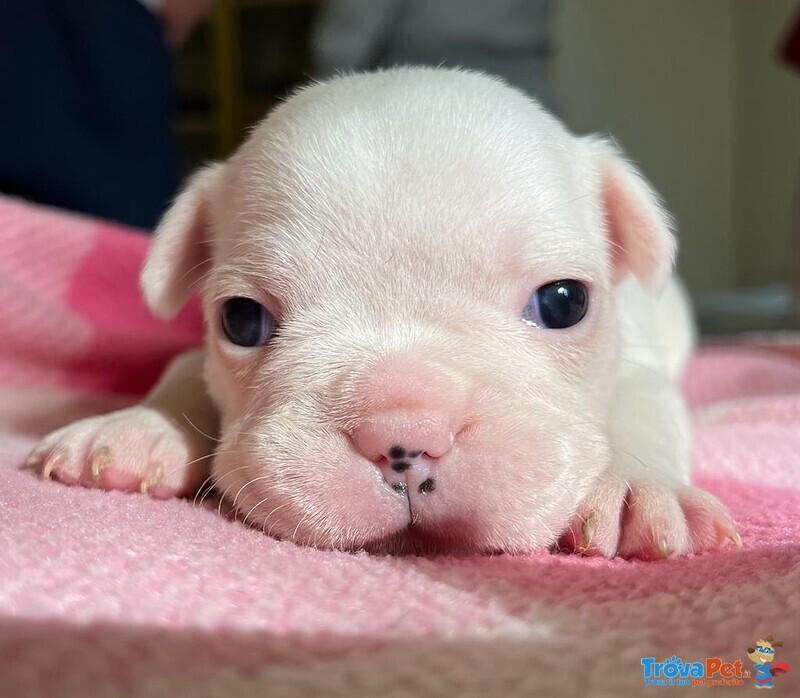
(88, 446, 113, 482)
(559, 476, 628, 557)
(41, 444, 90, 485)
(678, 486, 740, 553)
(42, 448, 73, 482)
(27, 420, 100, 484)
(144, 434, 206, 498)
(617, 484, 692, 560)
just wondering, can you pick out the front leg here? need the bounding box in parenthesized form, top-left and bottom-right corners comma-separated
(25, 349, 219, 499)
(561, 367, 740, 559)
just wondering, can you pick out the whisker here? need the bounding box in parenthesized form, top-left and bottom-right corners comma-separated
(291, 515, 309, 542)
(193, 474, 217, 507)
(243, 494, 272, 524)
(620, 450, 651, 472)
(181, 413, 221, 443)
(160, 450, 226, 483)
(264, 503, 291, 536)
(217, 479, 245, 516)
(193, 464, 250, 507)
(232, 475, 271, 510)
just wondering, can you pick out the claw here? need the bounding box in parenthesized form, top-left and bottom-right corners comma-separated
(42, 449, 66, 480)
(714, 518, 742, 548)
(724, 527, 743, 548)
(23, 450, 43, 469)
(581, 510, 596, 551)
(42, 461, 56, 480)
(657, 537, 670, 559)
(140, 462, 164, 495)
(90, 446, 113, 479)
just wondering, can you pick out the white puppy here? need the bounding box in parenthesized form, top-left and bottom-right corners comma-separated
(28, 67, 739, 558)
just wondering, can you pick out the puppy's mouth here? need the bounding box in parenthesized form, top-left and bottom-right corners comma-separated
(371, 461, 473, 554)
(360, 515, 487, 556)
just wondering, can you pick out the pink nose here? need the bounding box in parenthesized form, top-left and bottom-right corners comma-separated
(351, 411, 454, 495)
(351, 411, 454, 463)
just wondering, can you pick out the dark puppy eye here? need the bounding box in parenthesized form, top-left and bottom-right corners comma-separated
(220, 297, 276, 347)
(523, 280, 589, 329)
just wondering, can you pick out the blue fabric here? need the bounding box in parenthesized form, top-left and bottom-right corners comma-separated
(0, 0, 178, 229)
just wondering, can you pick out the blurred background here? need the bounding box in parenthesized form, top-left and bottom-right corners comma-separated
(0, 0, 798, 334)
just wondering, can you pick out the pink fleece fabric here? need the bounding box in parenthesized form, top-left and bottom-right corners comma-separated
(0, 196, 798, 697)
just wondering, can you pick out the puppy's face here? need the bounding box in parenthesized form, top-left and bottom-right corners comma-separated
(142, 69, 674, 554)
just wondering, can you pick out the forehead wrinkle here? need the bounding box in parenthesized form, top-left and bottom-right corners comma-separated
(209, 235, 512, 323)
(230, 181, 503, 272)
(216, 101, 598, 302)
(216, 190, 597, 313)
(235, 119, 565, 245)
(217, 180, 602, 310)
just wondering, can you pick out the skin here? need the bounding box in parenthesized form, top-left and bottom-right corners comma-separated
(26, 67, 740, 558)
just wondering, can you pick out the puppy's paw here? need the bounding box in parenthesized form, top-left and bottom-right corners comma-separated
(23, 406, 212, 499)
(559, 476, 740, 560)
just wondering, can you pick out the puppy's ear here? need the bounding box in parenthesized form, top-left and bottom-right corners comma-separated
(585, 138, 676, 290)
(141, 163, 225, 319)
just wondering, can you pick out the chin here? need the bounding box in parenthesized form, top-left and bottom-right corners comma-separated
(360, 524, 490, 557)
(285, 512, 555, 557)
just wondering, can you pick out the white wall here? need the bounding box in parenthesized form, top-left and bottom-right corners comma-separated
(553, 0, 799, 295)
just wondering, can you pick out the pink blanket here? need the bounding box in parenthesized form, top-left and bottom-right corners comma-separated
(1, 196, 798, 697)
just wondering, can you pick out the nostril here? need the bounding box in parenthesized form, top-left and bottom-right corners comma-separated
(418, 477, 436, 494)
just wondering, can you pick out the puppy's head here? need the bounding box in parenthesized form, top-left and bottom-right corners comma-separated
(142, 68, 674, 554)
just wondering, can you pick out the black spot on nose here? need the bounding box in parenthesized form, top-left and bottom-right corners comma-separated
(388, 445, 406, 459)
(392, 461, 411, 472)
(392, 482, 408, 494)
(418, 477, 436, 494)
(408, 450, 421, 458)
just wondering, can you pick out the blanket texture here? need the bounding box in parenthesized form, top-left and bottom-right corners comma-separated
(0, 195, 798, 697)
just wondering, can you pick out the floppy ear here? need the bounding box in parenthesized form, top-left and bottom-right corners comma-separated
(586, 138, 676, 290)
(141, 163, 225, 319)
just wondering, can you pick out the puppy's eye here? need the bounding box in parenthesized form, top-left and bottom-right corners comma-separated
(220, 297, 276, 347)
(522, 280, 588, 329)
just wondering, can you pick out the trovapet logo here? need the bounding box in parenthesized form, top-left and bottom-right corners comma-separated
(641, 637, 791, 689)
(640, 655, 750, 687)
